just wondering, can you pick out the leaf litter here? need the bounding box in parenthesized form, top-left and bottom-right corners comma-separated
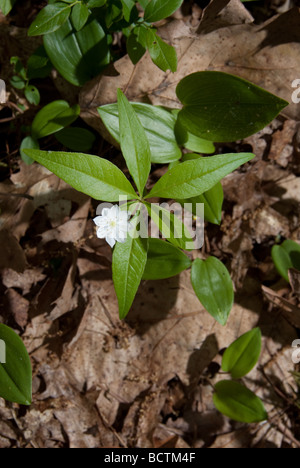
(0, 0, 300, 449)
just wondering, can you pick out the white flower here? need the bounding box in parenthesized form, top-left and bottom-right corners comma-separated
(93, 205, 131, 248)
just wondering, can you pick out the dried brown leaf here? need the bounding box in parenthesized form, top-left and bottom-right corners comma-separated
(5, 288, 29, 328)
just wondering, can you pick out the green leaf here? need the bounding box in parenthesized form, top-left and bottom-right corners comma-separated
(10, 56, 27, 80)
(20, 136, 39, 165)
(43, 17, 110, 86)
(191, 257, 234, 326)
(10, 75, 26, 90)
(176, 71, 289, 142)
(138, 0, 149, 8)
(31, 100, 80, 139)
(213, 380, 268, 423)
(271, 240, 300, 283)
(121, 0, 135, 22)
(22, 150, 137, 202)
(87, 0, 107, 7)
(0, 0, 16, 15)
(177, 182, 224, 225)
(55, 127, 96, 151)
(28, 3, 71, 36)
(143, 238, 191, 280)
(144, 0, 183, 22)
(146, 29, 177, 73)
(174, 114, 215, 154)
(146, 153, 254, 199)
(27, 46, 52, 80)
(24, 85, 40, 105)
(146, 202, 195, 251)
(0, 324, 32, 406)
(133, 24, 148, 48)
(127, 29, 146, 64)
(71, 2, 90, 31)
(105, 1, 122, 28)
(112, 214, 148, 319)
(117, 90, 151, 195)
(98, 102, 181, 164)
(222, 328, 262, 379)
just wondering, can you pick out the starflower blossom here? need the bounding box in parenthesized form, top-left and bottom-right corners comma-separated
(93, 205, 131, 248)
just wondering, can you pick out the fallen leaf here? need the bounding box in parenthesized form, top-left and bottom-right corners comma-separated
(5, 288, 29, 328)
(262, 285, 300, 328)
(40, 195, 90, 245)
(268, 120, 298, 167)
(0, 230, 27, 272)
(49, 250, 78, 321)
(1, 268, 46, 296)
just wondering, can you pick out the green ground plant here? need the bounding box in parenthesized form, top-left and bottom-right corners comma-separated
(0, 1, 288, 421)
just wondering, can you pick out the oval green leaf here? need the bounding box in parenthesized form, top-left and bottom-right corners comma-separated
(144, 0, 183, 22)
(176, 130, 215, 155)
(10, 75, 26, 90)
(87, 0, 107, 7)
(127, 29, 146, 65)
(176, 71, 289, 142)
(143, 238, 192, 280)
(71, 3, 90, 31)
(222, 328, 262, 379)
(213, 380, 268, 423)
(28, 3, 71, 36)
(191, 257, 234, 326)
(173, 112, 215, 154)
(43, 17, 110, 86)
(146, 29, 177, 73)
(27, 46, 52, 80)
(146, 152, 255, 200)
(20, 136, 39, 165)
(0, 324, 32, 406)
(272, 240, 300, 283)
(121, 0, 136, 22)
(0, 0, 17, 15)
(24, 85, 40, 106)
(32, 100, 80, 139)
(22, 150, 137, 202)
(98, 102, 182, 164)
(55, 127, 96, 152)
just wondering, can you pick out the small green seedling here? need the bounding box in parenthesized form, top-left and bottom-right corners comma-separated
(0, 324, 32, 406)
(10, 56, 41, 106)
(272, 239, 300, 283)
(213, 328, 268, 423)
(20, 100, 95, 164)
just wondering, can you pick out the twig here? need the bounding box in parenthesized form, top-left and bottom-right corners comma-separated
(0, 192, 34, 200)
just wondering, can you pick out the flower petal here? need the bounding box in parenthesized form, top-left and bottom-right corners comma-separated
(106, 236, 116, 248)
(93, 216, 104, 227)
(97, 226, 109, 238)
(108, 205, 119, 219)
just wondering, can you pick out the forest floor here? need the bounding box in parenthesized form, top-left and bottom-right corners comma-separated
(0, 0, 300, 448)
